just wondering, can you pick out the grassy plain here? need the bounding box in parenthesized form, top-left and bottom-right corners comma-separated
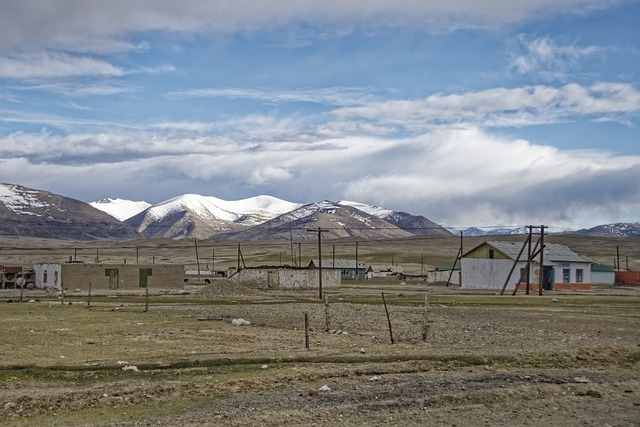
(0, 235, 639, 426)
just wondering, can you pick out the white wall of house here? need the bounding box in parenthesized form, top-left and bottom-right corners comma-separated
(461, 258, 524, 290)
(33, 263, 62, 289)
(552, 262, 591, 285)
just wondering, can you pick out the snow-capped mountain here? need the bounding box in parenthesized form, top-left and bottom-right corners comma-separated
(0, 183, 139, 240)
(125, 194, 302, 239)
(5, 182, 637, 241)
(90, 198, 152, 221)
(338, 201, 452, 236)
(455, 226, 529, 237)
(223, 200, 416, 241)
(575, 222, 640, 237)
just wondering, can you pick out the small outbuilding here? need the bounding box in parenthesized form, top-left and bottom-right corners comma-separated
(461, 241, 592, 291)
(308, 259, 367, 280)
(590, 263, 615, 285)
(425, 266, 461, 285)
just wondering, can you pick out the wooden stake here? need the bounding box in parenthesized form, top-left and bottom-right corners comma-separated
(304, 312, 310, 349)
(421, 293, 429, 341)
(144, 286, 149, 312)
(87, 281, 92, 307)
(382, 292, 395, 344)
(324, 293, 331, 332)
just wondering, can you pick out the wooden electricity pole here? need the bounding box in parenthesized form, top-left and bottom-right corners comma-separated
(538, 225, 546, 296)
(307, 227, 328, 299)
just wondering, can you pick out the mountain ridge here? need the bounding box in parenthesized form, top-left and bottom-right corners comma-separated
(0, 182, 637, 240)
(0, 183, 139, 240)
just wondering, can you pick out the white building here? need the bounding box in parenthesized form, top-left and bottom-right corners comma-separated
(33, 263, 62, 289)
(461, 241, 592, 291)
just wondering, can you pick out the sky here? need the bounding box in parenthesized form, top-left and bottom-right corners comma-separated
(1, 0, 639, 231)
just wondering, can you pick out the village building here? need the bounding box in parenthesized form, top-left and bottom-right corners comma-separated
(425, 266, 461, 286)
(308, 259, 367, 280)
(365, 265, 404, 279)
(33, 262, 184, 291)
(590, 263, 616, 285)
(461, 241, 592, 291)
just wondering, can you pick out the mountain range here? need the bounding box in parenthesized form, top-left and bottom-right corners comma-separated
(0, 182, 638, 240)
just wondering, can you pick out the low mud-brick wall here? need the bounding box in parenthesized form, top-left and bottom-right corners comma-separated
(230, 267, 340, 290)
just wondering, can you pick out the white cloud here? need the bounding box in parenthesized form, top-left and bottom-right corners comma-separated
(167, 87, 379, 107)
(511, 34, 604, 80)
(332, 83, 640, 132)
(0, 51, 123, 79)
(0, 0, 624, 53)
(0, 125, 638, 229)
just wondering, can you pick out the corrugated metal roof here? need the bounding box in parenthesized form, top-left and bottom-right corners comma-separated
(544, 244, 591, 263)
(466, 241, 590, 264)
(591, 263, 615, 272)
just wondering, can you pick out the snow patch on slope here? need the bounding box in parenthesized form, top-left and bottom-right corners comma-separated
(338, 200, 394, 218)
(90, 198, 152, 221)
(0, 183, 49, 215)
(143, 194, 302, 225)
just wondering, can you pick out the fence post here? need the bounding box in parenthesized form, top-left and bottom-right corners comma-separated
(144, 286, 149, 312)
(304, 312, 310, 349)
(87, 281, 92, 308)
(381, 292, 395, 344)
(421, 293, 429, 341)
(324, 293, 331, 332)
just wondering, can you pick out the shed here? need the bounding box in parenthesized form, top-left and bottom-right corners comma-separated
(590, 263, 615, 285)
(425, 266, 461, 285)
(461, 241, 592, 291)
(365, 265, 404, 279)
(308, 259, 367, 280)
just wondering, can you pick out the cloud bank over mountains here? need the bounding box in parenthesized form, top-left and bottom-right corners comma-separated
(0, 0, 638, 231)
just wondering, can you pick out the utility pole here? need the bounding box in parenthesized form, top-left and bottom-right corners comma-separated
(538, 225, 546, 296)
(355, 241, 359, 280)
(526, 225, 533, 295)
(307, 227, 328, 299)
(194, 239, 200, 279)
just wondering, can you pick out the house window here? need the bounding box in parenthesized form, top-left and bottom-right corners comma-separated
(519, 268, 527, 282)
(54, 271, 59, 284)
(576, 269, 583, 283)
(489, 249, 495, 259)
(562, 268, 570, 283)
(43, 270, 48, 284)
